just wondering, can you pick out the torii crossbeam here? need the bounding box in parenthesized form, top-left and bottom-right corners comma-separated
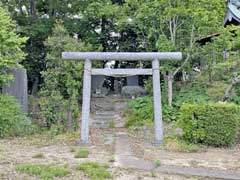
(62, 52, 182, 144)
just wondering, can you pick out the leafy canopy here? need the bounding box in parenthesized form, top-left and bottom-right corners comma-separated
(0, 5, 27, 85)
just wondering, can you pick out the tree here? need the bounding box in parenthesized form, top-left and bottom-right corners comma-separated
(39, 21, 92, 129)
(0, 5, 27, 86)
(122, 0, 225, 106)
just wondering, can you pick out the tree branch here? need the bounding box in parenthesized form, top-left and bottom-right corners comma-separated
(222, 76, 240, 102)
(173, 53, 190, 77)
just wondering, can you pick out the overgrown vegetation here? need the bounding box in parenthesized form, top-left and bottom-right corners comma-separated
(0, 94, 35, 138)
(76, 162, 112, 180)
(179, 103, 240, 147)
(74, 148, 89, 158)
(16, 164, 70, 180)
(163, 137, 202, 153)
(125, 85, 209, 127)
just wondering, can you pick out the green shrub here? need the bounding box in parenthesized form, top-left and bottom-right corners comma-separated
(48, 124, 66, 137)
(125, 96, 153, 127)
(125, 85, 211, 127)
(179, 103, 240, 146)
(16, 164, 70, 180)
(0, 94, 35, 138)
(174, 86, 209, 107)
(76, 162, 112, 180)
(74, 148, 89, 158)
(230, 85, 240, 105)
(205, 82, 228, 101)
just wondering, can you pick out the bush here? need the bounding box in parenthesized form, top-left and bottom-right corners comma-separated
(125, 96, 153, 127)
(205, 82, 228, 101)
(179, 103, 240, 147)
(0, 94, 35, 138)
(125, 86, 210, 127)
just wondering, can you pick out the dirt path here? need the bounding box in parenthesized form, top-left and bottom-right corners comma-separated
(114, 131, 240, 180)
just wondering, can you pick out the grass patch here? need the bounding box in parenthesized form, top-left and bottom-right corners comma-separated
(108, 120, 115, 128)
(74, 147, 89, 158)
(76, 162, 112, 180)
(32, 153, 44, 158)
(154, 159, 161, 167)
(16, 164, 70, 180)
(70, 147, 76, 152)
(163, 137, 203, 153)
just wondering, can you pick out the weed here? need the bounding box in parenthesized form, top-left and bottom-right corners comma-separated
(163, 137, 202, 153)
(74, 147, 89, 158)
(150, 171, 156, 177)
(76, 162, 112, 180)
(154, 159, 161, 167)
(109, 156, 115, 163)
(108, 120, 115, 129)
(32, 153, 44, 158)
(16, 164, 70, 180)
(70, 147, 76, 152)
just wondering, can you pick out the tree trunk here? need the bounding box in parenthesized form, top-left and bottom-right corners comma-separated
(31, 76, 39, 96)
(222, 77, 240, 102)
(167, 72, 173, 106)
(67, 90, 75, 130)
(29, 0, 36, 16)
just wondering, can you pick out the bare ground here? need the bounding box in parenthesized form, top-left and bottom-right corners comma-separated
(0, 129, 196, 180)
(129, 126, 240, 172)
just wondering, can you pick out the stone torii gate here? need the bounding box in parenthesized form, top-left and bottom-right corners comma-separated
(62, 52, 182, 144)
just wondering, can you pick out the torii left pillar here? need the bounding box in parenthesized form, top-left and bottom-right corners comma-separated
(78, 59, 92, 144)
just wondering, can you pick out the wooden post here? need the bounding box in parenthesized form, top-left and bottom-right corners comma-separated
(79, 59, 92, 144)
(152, 59, 163, 144)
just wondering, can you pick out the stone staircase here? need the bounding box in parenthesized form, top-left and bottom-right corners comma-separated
(90, 95, 126, 128)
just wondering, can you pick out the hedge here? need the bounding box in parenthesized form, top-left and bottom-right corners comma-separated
(179, 103, 240, 147)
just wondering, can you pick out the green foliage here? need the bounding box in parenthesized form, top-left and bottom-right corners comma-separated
(48, 124, 66, 137)
(16, 164, 70, 180)
(125, 85, 209, 127)
(108, 120, 115, 129)
(143, 78, 152, 95)
(0, 94, 35, 138)
(39, 21, 91, 129)
(230, 85, 240, 105)
(125, 96, 153, 127)
(0, 5, 27, 85)
(76, 162, 112, 180)
(206, 82, 228, 101)
(174, 86, 209, 106)
(74, 148, 89, 158)
(179, 103, 240, 147)
(154, 159, 161, 167)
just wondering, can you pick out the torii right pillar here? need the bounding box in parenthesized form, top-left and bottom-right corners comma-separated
(152, 59, 163, 144)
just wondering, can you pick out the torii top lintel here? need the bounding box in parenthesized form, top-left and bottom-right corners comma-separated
(62, 52, 182, 61)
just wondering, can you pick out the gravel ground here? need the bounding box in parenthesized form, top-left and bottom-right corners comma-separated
(0, 129, 197, 180)
(129, 126, 240, 172)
